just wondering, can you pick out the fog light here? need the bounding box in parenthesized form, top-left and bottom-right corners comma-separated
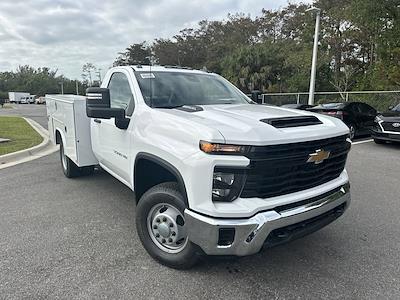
(218, 228, 235, 246)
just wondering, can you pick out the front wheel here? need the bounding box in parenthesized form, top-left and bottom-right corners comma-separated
(136, 182, 200, 269)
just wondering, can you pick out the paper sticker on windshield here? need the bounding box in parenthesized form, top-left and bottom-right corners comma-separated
(140, 73, 155, 79)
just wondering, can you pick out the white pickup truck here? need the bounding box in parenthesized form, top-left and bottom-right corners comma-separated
(46, 65, 351, 269)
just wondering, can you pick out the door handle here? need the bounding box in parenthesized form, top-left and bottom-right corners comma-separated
(94, 119, 101, 124)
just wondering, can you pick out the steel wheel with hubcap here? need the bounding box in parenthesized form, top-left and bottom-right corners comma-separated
(147, 203, 188, 253)
(60, 141, 68, 171)
(136, 182, 200, 269)
(59, 139, 81, 177)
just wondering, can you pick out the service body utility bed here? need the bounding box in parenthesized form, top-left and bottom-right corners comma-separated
(46, 95, 98, 167)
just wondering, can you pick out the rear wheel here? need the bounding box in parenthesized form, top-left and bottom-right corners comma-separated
(60, 140, 93, 177)
(136, 182, 200, 269)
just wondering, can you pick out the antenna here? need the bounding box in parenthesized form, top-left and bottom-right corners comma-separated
(145, 53, 153, 107)
(96, 68, 102, 84)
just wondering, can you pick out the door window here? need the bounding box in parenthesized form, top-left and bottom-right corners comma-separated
(359, 103, 376, 115)
(108, 72, 134, 116)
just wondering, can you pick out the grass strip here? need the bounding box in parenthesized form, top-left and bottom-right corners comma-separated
(0, 116, 43, 156)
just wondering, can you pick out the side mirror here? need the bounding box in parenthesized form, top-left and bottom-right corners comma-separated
(251, 90, 262, 104)
(389, 105, 394, 111)
(86, 87, 111, 116)
(86, 87, 130, 130)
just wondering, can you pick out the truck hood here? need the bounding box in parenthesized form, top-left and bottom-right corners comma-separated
(158, 104, 349, 145)
(378, 111, 400, 121)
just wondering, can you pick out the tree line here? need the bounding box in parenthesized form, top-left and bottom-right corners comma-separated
(114, 0, 400, 96)
(0, 62, 104, 99)
(0, 65, 91, 100)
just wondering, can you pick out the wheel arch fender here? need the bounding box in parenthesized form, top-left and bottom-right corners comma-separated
(134, 152, 189, 206)
(54, 127, 66, 146)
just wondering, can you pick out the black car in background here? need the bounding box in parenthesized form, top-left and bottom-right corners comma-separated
(371, 103, 400, 144)
(281, 103, 315, 110)
(308, 102, 377, 139)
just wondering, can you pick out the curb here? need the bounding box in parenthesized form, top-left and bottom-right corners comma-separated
(0, 117, 59, 169)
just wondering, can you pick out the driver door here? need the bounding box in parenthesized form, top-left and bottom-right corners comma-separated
(94, 71, 135, 183)
(358, 103, 377, 133)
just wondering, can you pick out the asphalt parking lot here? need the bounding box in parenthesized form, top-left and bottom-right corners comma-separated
(0, 106, 399, 299)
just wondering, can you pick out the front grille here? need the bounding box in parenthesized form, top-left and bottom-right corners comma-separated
(240, 135, 350, 199)
(381, 122, 400, 132)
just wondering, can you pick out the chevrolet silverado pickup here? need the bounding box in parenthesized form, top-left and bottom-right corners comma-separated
(46, 65, 351, 269)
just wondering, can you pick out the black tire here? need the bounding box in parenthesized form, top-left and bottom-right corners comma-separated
(59, 140, 87, 178)
(81, 165, 95, 176)
(374, 139, 385, 144)
(136, 182, 200, 269)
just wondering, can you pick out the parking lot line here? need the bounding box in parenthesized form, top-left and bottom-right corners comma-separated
(352, 139, 373, 145)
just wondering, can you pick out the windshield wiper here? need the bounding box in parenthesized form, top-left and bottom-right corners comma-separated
(152, 104, 185, 109)
(153, 104, 204, 112)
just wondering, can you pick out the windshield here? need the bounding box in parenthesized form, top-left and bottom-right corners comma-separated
(134, 71, 250, 108)
(281, 104, 299, 108)
(392, 104, 400, 112)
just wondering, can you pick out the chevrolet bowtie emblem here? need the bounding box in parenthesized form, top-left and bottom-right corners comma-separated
(307, 149, 331, 164)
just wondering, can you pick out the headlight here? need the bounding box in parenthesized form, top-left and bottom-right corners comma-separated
(200, 141, 249, 155)
(212, 169, 246, 202)
(375, 115, 383, 123)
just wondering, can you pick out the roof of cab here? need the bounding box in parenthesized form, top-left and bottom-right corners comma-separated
(119, 65, 211, 74)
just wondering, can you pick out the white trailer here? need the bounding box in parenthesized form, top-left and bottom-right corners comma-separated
(8, 92, 30, 103)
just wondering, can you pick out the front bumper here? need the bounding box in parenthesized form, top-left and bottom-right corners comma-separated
(371, 129, 400, 142)
(185, 183, 350, 256)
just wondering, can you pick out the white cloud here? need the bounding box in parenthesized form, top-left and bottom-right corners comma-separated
(0, 0, 311, 79)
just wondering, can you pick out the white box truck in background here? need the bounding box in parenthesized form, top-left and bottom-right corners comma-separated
(20, 95, 36, 104)
(8, 92, 30, 104)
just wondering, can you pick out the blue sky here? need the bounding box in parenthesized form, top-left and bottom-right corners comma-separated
(0, 0, 312, 79)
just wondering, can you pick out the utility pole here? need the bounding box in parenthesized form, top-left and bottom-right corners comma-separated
(88, 71, 92, 86)
(306, 7, 321, 105)
(96, 69, 102, 83)
(59, 81, 64, 94)
(75, 80, 79, 95)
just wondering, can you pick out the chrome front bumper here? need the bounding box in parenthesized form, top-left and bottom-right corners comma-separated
(185, 183, 350, 256)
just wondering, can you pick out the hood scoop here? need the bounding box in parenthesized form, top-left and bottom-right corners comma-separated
(261, 116, 322, 128)
(176, 105, 203, 113)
